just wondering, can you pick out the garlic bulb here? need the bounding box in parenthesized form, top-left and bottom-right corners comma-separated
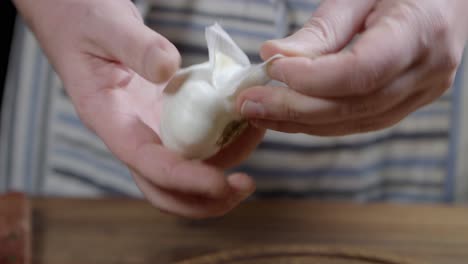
(159, 23, 280, 160)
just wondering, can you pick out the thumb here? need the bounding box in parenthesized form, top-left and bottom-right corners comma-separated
(261, 0, 376, 59)
(94, 16, 181, 84)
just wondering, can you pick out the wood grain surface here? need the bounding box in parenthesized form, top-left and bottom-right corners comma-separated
(0, 193, 30, 264)
(31, 198, 468, 264)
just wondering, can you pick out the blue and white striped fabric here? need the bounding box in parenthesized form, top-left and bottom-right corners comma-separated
(1, 0, 467, 203)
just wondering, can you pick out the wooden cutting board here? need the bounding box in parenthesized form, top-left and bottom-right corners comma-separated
(31, 198, 468, 264)
(0, 192, 30, 264)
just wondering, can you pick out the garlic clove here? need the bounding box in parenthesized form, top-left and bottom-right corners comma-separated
(159, 23, 282, 160)
(160, 64, 225, 160)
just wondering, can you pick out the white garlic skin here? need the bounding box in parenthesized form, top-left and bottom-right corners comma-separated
(160, 63, 242, 160)
(159, 23, 281, 160)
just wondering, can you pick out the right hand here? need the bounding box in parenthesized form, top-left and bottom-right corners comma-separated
(238, 0, 466, 136)
(14, 0, 263, 218)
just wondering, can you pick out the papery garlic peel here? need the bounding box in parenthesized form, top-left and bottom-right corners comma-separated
(159, 23, 281, 160)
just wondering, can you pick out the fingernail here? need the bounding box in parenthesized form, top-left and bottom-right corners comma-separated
(241, 101, 265, 118)
(269, 33, 317, 58)
(227, 173, 255, 195)
(271, 38, 304, 55)
(273, 38, 293, 47)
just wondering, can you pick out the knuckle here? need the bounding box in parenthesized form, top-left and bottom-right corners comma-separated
(281, 89, 301, 121)
(421, 4, 461, 66)
(430, 14, 461, 72)
(287, 58, 314, 94)
(430, 57, 459, 92)
(304, 16, 336, 51)
(143, 38, 180, 82)
(431, 12, 451, 41)
(443, 50, 461, 72)
(429, 49, 461, 79)
(279, 57, 324, 96)
(346, 52, 379, 96)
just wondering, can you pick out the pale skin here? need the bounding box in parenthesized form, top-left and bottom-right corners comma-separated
(238, 0, 468, 135)
(13, 0, 468, 218)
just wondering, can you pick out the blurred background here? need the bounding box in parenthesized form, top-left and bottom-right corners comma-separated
(0, 1, 16, 108)
(1, 0, 467, 203)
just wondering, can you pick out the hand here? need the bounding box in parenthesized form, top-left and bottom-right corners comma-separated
(15, 0, 262, 218)
(237, 0, 468, 136)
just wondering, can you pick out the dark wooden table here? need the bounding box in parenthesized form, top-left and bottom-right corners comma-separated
(31, 198, 468, 264)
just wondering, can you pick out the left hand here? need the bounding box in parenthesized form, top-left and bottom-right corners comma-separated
(237, 0, 468, 136)
(14, 0, 262, 219)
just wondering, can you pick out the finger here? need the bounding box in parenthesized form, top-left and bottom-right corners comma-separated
(130, 142, 232, 199)
(206, 125, 266, 169)
(134, 172, 255, 219)
(79, 94, 233, 199)
(364, 0, 394, 29)
(85, 10, 180, 84)
(238, 63, 438, 124)
(261, 0, 376, 59)
(267, 15, 423, 97)
(251, 82, 448, 136)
